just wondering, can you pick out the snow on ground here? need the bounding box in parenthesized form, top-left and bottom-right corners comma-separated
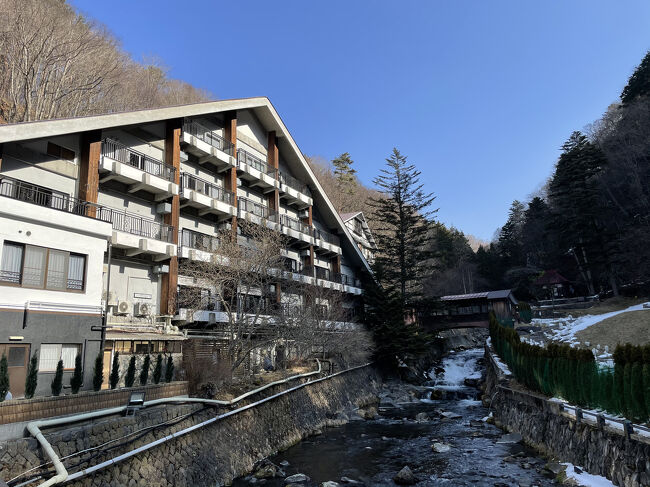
(562, 463, 615, 487)
(485, 337, 512, 376)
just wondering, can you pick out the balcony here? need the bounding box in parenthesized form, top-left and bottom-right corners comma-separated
(313, 228, 341, 255)
(278, 170, 312, 208)
(181, 121, 234, 170)
(279, 214, 313, 245)
(100, 138, 178, 198)
(237, 197, 279, 230)
(180, 173, 235, 218)
(336, 273, 363, 295)
(179, 228, 220, 263)
(236, 149, 278, 190)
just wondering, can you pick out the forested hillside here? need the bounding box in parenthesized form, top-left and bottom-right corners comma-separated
(0, 0, 211, 123)
(477, 51, 650, 299)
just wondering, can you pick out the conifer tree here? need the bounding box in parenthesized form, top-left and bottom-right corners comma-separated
(621, 50, 650, 104)
(140, 355, 151, 386)
(165, 355, 174, 383)
(109, 352, 120, 390)
(125, 356, 136, 388)
(51, 360, 64, 396)
(92, 353, 104, 391)
(25, 353, 38, 399)
(70, 354, 83, 393)
(370, 148, 437, 307)
(331, 152, 357, 211)
(153, 354, 163, 384)
(643, 346, 650, 419)
(0, 355, 9, 401)
(613, 345, 626, 415)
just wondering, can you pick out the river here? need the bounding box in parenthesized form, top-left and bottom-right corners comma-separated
(233, 349, 555, 487)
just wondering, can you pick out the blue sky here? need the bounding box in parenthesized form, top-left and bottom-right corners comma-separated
(72, 0, 650, 241)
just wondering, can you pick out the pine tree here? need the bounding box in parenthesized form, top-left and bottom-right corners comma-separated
(92, 353, 104, 392)
(109, 352, 120, 390)
(165, 355, 174, 383)
(331, 152, 357, 212)
(621, 50, 650, 104)
(70, 354, 83, 394)
(631, 360, 646, 421)
(613, 346, 626, 415)
(140, 355, 151, 386)
(0, 355, 9, 401)
(153, 354, 163, 384)
(25, 353, 38, 399)
(51, 360, 64, 396)
(125, 356, 136, 387)
(370, 148, 437, 307)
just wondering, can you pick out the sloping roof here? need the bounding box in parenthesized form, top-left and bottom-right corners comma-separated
(534, 269, 569, 286)
(339, 211, 377, 249)
(441, 289, 517, 304)
(441, 292, 489, 301)
(0, 97, 372, 275)
(340, 212, 362, 221)
(106, 331, 186, 341)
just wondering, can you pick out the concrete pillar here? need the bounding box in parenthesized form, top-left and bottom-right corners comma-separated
(78, 130, 102, 217)
(160, 119, 182, 315)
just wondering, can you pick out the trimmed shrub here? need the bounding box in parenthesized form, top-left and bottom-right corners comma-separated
(125, 356, 136, 388)
(0, 355, 9, 401)
(165, 355, 174, 383)
(139, 355, 150, 386)
(51, 360, 64, 396)
(92, 353, 104, 391)
(70, 354, 83, 394)
(25, 353, 38, 399)
(153, 354, 163, 384)
(109, 352, 120, 390)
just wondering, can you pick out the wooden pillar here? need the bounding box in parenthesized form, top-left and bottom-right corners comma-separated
(301, 206, 314, 270)
(0, 143, 3, 171)
(78, 130, 102, 217)
(267, 131, 280, 214)
(161, 119, 182, 315)
(331, 254, 341, 275)
(225, 111, 238, 235)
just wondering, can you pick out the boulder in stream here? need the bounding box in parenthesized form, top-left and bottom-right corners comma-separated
(285, 473, 310, 483)
(320, 482, 340, 487)
(415, 412, 429, 422)
(431, 442, 452, 453)
(340, 477, 362, 484)
(253, 464, 277, 479)
(393, 466, 417, 485)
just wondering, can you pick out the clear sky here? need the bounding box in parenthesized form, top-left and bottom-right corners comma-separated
(71, 0, 650, 241)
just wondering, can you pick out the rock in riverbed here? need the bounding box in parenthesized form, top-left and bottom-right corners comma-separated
(285, 473, 310, 483)
(431, 442, 452, 453)
(393, 466, 417, 485)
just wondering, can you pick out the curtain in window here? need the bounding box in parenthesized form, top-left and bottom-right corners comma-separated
(67, 254, 85, 290)
(61, 345, 78, 369)
(39, 344, 61, 372)
(46, 250, 67, 290)
(22, 246, 46, 287)
(0, 243, 23, 283)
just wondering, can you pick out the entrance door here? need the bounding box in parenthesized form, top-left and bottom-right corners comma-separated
(0, 344, 30, 398)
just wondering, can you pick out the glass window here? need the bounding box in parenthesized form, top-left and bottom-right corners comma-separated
(67, 254, 85, 290)
(0, 243, 23, 284)
(61, 345, 78, 369)
(22, 246, 46, 287)
(46, 250, 68, 290)
(7, 347, 26, 367)
(39, 344, 80, 371)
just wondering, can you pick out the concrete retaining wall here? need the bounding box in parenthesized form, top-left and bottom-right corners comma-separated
(0, 365, 380, 486)
(484, 345, 650, 487)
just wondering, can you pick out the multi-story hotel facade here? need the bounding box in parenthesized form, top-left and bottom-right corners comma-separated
(0, 98, 370, 397)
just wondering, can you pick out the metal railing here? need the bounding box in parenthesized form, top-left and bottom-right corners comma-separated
(102, 138, 176, 182)
(180, 228, 220, 253)
(313, 228, 340, 247)
(181, 173, 233, 205)
(335, 273, 361, 288)
(99, 207, 174, 242)
(183, 120, 234, 155)
(280, 213, 311, 235)
(238, 197, 270, 218)
(314, 266, 331, 281)
(237, 149, 278, 178)
(279, 170, 311, 196)
(301, 266, 315, 278)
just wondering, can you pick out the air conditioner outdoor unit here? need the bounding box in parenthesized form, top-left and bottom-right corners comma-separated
(156, 202, 172, 214)
(153, 264, 170, 274)
(298, 209, 309, 219)
(115, 301, 131, 315)
(208, 313, 217, 324)
(134, 302, 151, 317)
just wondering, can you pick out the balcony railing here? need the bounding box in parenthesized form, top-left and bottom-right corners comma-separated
(181, 173, 233, 205)
(313, 228, 340, 247)
(238, 197, 270, 219)
(0, 175, 174, 242)
(336, 272, 362, 288)
(180, 228, 220, 253)
(183, 120, 234, 156)
(280, 214, 311, 235)
(314, 266, 331, 281)
(279, 170, 311, 196)
(102, 138, 176, 182)
(237, 149, 278, 179)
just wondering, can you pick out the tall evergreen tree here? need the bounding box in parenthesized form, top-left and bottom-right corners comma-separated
(165, 355, 174, 383)
(70, 354, 83, 394)
(92, 353, 104, 392)
(153, 354, 163, 384)
(331, 152, 357, 212)
(109, 352, 120, 390)
(621, 50, 650, 104)
(25, 353, 38, 399)
(370, 148, 437, 307)
(125, 356, 136, 387)
(140, 355, 151, 386)
(0, 355, 9, 402)
(51, 360, 64, 396)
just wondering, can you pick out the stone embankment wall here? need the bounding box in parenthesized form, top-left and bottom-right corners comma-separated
(0, 365, 380, 487)
(484, 345, 650, 487)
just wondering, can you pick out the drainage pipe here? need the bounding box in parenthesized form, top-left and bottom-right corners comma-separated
(27, 359, 324, 486)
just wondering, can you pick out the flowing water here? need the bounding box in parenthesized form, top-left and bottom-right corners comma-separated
(232, 349, 555, 487)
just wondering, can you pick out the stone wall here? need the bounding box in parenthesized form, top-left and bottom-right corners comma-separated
(0, 365, 380, 487)
(484, 345, 650, 487)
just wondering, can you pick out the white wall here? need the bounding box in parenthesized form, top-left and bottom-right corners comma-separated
(106, 259, 160, 314)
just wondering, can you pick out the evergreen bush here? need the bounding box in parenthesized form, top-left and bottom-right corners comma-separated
(92, 353, 104, 391)
(109, 352, 120, 390)
(25, 353, 38, 399)
(125, 356, 136, 388)
(0, 355, 9, 401)
(51, 360, 64, 396)
(139, 355, 150, 386)
(165, 355, 174, 383)
(153, 354, 163, 384)
(70, 354, 83, 394)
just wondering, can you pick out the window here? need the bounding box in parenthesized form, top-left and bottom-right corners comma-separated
(39, 344, 80, 372)
(0, 242, 86, 291)
(47, 142, 75, 162)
